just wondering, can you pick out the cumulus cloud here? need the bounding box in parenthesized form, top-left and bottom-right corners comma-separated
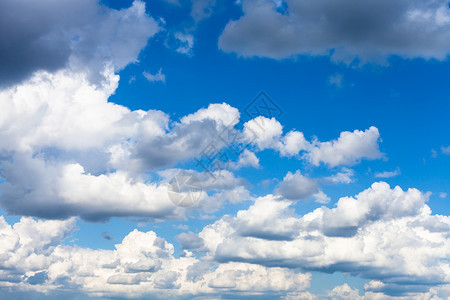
(243, 116, 382, 167)
(231, 149, 260, 170)
(0, 63, 249, 220)
(0, 216, 311, 298)
(0, 154, 186, 221)
(199, 182, 450, 296)
(219, 0, 450, 65)
(0, 0, 159, 88)
(306, 127, 383, 167)
(0, 62, 382, 223)
(327, 283, 362, 299)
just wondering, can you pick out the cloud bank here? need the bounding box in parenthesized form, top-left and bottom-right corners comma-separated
(219, 0, 450, 64)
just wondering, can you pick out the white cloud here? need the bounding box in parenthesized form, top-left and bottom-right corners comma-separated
(325, 168, 355, 184)
(0, 67, 250, 220)
(0, 62, 382, 224)
(219, 0, 450, 65)
(243, 116, 284, 150)
(312, 190, 331, 204)
(328, 73, 344, 88)
(143, 68, 166, 83)
(232, 149, 260, 169)
(181, 102, 240, 128)
(0, 216, 311, 298)
(306, 127, 383, 167)
(441, 146, 450, 155)
(327, 284, 362, 299)
(243, 116, 382, 167)
(278, 130, 309, 157)
(0, 154, 186, 221)
(375, 168, 401, 178)
(174, 32, 194, 55)
(199, 182, 450, 296)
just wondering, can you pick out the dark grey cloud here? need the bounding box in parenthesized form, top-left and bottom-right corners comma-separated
(0, 0, 159, 88)
(219, 0, 450, 64)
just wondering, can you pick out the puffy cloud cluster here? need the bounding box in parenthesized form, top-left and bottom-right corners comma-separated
(0, 62, 250, 220)
(0, 216, 311, 298)
(0, 63, 378, 221)
(199, 182, 450, 296)
(219, 0, 450, 64)
(243, 116, 382, 166)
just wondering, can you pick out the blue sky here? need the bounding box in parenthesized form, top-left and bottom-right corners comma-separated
(0, 0, 450, 299)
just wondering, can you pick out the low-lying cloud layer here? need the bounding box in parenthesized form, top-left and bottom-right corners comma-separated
(0, 216, 311, 298)
(199, 182, 450, 296)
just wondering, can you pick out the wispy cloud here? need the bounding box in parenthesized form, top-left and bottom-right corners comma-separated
(375, 168, 401, 178)
(143, 68, 166, 83)
(328, 73, 344, 88)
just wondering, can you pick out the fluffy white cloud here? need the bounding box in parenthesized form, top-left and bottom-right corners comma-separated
(0, 153, 186, 221)
(232, 149, 260, 170)
(219, 0, 450, 64)
(0, 64, 380, 221)
(198, 182, 450, 296)
(243, 116, 309, 157)
(181, 102, 240, 128)
(243, 116, 382, 167)
(306, 127, 382, 167)
(0, 216, 311, 298)
(0, 65, 248, 220)
(327, 284, 362, 299)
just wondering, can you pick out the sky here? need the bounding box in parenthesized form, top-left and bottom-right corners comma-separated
(0, 0, 450, 299)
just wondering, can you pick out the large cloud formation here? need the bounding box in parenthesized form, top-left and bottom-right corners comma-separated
(219, 0, 450, 64)
(0, 216, 311, 299)
(199, 182, 450, 297)
(0, 67, 381, 221)
(1, 183, 449, 298)
(1, 0, 449, 299)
